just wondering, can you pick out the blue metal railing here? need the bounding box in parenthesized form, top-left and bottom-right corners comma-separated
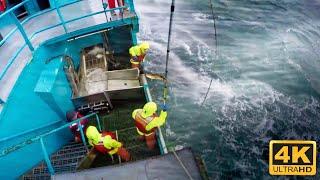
(0, 0, 135, 104)
(0, 0, 32, 49)
(52, 0, 68, 33)
(0, 112, 102, 175)
(0, 119, 62, 143)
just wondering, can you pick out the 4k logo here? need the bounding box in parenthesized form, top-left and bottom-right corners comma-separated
(269, 140, 316, 176)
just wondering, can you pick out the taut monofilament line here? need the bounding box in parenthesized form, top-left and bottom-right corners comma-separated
(201, 0, 218, 106)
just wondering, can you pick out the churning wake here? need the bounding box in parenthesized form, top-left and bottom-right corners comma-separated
(136, 0, 320, 178)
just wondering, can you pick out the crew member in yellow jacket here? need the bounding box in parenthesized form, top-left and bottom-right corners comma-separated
(86, 126, 130, 161)
(132, 102, 167, 149)
(129, 42, 150, 68)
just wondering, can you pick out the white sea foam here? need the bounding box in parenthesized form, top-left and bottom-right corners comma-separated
(191, 12, 211, 22)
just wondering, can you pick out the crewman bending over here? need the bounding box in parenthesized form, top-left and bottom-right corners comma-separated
(0, 0, 7, 13)
(86, 126, 130, 161)
(129, 42, 150, 69)
(132, 102, 167, 150)
(66, 110, 89, 143)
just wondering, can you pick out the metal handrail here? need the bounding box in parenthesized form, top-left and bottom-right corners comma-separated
(28, 6, 127, 40)
(0, 0, 133, 103)
(0, 0, 81, 47)
(0, 113, 101, 157)
(0, 0, 30, 19)
(0, 112, 101, 174)
(0, 0, 131, 46)
(0, 6, 128, 80)
(0, 119, 62, 143)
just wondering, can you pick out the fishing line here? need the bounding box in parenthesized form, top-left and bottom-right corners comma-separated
(201, 0, 218, 106)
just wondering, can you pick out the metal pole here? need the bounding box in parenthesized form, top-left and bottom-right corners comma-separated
(95, 114, 102, 132)
(40, 138, 55, 175)
(10, 12, 34, 51)
(78, 121, 89, 152)
(53, 0, 68, 33)
(115, 130, 121, 164)
(163, 0, 175, 105)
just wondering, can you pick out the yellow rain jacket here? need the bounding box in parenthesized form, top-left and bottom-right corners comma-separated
(132, 109, 167, 136)
(86, 126, 122, 155)
(129, 42, 150, 64)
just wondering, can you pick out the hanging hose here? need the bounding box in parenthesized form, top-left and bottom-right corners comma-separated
(163, 0, 175, 105)
(201, 0, 218, 106)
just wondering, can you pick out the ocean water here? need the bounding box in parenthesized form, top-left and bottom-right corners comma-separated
(136, 0, 320, 178)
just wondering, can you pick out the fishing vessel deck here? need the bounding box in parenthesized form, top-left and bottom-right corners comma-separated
(22, 100, 162, 179)
(53, 148, 204, 180)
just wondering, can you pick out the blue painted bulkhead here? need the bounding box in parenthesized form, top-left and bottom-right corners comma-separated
(48, 0, 78, 8)
(0, 44, 74, 179)
(0, 23, 137, 178)
(34, 57, 74, 119)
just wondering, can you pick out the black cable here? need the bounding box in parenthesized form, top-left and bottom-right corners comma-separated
(210, 0, 218, 57)
(201, 0, 218, 106)
(201, 78, 213, 106)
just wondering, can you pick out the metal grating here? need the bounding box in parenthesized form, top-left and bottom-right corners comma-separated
(21, 142, 87, 180)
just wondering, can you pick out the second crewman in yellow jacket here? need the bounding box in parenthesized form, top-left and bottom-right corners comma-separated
(129, 42, 150, 69)
(132, 102, 167, 149)
(86, 126, 130, 161)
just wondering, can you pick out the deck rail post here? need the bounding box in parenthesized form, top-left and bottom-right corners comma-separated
(95, 113, 102, 132)
(78, 121, 89, 152)
(9, 12, 34, 51)
(126, 0, 135, 13)
(53, 0, 68, 33)
(141, 75, 168, 154)
(40, 138, 55, 175)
